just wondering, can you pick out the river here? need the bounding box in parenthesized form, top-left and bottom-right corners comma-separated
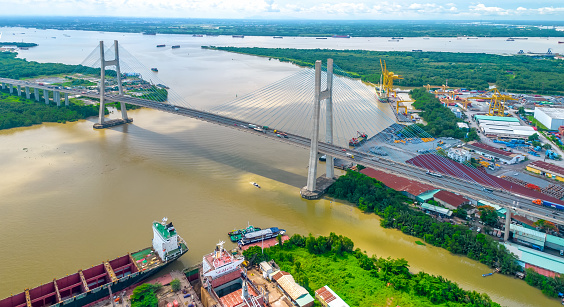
(0, 28, 557, 306)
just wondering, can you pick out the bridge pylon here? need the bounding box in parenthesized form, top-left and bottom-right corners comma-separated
(301, 59, 335, 199)
(94, 40, 133, 129)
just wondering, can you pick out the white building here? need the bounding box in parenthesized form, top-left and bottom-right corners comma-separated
(447, 148, 471, 163)
(457, 122, 469, 130)
(534, 107, 564, 130)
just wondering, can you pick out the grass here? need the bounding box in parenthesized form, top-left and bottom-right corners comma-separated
(527, 115, 549, 130)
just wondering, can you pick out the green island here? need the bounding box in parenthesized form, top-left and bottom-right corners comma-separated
(0, 42, 38, 48)
(206, 46, 564, 94)
(2, 17, 564, 38)
(325, 170, 564, 298)
(243, 233, 500, 306)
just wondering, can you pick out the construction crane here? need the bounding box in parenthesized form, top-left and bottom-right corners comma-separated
(379, 59, 403, 99)
(468, 88, 516, 116)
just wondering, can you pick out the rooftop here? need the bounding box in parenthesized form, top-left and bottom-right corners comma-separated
(433, 190, 469, 208)
(421, 203, 452, 216)
(218, 286, 259, 307)
(315, 286, 349, 307)
(406, 154, 564, 206)
(474, 115, 520, 123)
(528, 160, 564, 177)
(512, 215, 536, 227)
(360, 168, 437, 196)
(536, 107, 564, 119)
(465, 141, 515, 158)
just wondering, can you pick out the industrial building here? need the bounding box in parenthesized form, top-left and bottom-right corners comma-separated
(534, 107, 564, 130)
(360, 168, 439, 201)
(526, 160, 564, 182)
(433, 190, 470, 210)
(474, 115, 535, 138)
(421, 203, 452, 217)
(510, 224, 546, 251)
(447, 148, 471, 163)
(272, 271, 314, 307)
(505, 243, 564, 278)
(315, 286, 349, 307)
(464, 142, 524, 164)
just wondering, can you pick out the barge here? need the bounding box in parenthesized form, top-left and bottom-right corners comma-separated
(0, 218, 188, 307)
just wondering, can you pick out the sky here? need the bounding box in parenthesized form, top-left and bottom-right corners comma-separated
(0, 0, 563, 20)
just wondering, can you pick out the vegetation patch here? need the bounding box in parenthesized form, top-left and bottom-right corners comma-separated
(244, 233, 500, 306)
(415, 240, 426, 246)
(208, 47, 564, 94)
(0, 52, 78, 79)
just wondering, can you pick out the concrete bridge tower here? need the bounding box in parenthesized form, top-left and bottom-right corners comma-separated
(94, 40, 132, 129)
(301, 59, 335, 199)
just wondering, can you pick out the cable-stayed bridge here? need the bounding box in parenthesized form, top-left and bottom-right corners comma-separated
(0, 41, 561, 228)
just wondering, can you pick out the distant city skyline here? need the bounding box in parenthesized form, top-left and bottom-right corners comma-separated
(0, 1, 563, 20)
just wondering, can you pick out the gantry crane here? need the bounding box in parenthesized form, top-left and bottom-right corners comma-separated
(468, 88, 516, 116)
(379, 59, 403, 99)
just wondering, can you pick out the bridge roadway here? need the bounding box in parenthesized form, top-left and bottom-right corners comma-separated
(2, 78, 563, 225)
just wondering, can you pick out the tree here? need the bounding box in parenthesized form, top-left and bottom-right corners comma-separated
(529, 133, 539, 141)
(543, 143, 552, 150)
(534, 219, 557, 233)
(130, 284, 158, 307)
(170, 279, 181, 292)
(477, 206, 498, 227)
(518, 107, 525, 115)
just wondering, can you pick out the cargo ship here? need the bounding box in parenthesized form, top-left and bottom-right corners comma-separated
(232, 35, 245, 38)
(0, 218, 188, 307)
(228, 225, 261, 242)
(172, 45, 180, 49)
(238, 227, 285, 246)
(332, 35, 350, 38)
(200, 242, 267, 306)
(156, 44, 166, 48)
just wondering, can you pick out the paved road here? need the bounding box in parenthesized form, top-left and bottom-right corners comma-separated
(2, 78, 563, 224)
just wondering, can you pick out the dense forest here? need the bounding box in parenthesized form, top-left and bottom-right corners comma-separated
(327, 170, 564, 298)
(0, 52, 78, 79)
(2, 17, 563, 38)
(0, 92, 100, 130)
(410, 88, 479, 140)
(243, 233, 501, 306)
(209, 47, 564, 94)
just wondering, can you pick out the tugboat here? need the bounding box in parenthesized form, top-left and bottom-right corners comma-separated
(151, 68, 158, 72)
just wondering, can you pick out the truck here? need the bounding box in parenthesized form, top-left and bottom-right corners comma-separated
(533, 199, 564, 211)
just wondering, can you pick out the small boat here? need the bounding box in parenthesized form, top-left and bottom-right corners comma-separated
(388, 39, 399, 42)
(151, 68, 158, 72)
(172, 45, 180, 49)
(229, 225, 261, 242)
(506, 38, 515, 41)
(273, 36, 283, 39)
(251, 182, 261, 188)
(482, 272, 494, 277)
(232, 35, 245, 38)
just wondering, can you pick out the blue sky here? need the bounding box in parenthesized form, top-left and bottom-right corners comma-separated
(1, 1, 563, 20)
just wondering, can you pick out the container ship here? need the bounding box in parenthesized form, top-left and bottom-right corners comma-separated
(232, 35, 245, 38)
(200, 242, 267, 306)
(238, 227, 285, 246)
(0, 218, 188, 307)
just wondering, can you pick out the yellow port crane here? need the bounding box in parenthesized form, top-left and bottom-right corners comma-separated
(468, 88, 516, 116)
(380, 59, 403, 99)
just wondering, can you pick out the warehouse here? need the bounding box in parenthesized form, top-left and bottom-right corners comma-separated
(526, 160, 564, 182)
(534, 107, 564, 130)
(464, 142, 525, 164)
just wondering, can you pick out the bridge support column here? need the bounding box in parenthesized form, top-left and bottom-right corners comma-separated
(34, 88, 40, 102)
(25, 86, 30, 99)
(94, 40, 132, 129)
(1, 83, 5, 90)
(64, 93, 69, 106)
(306, 60, 323, 192)
(504, 210, 511, 242)
(54, 91, 61, 106)
(17, 85, 21, 96)
(44, 90, 50, 105)
(325, 59, 334, 179)
(9, 84, 14, 94)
